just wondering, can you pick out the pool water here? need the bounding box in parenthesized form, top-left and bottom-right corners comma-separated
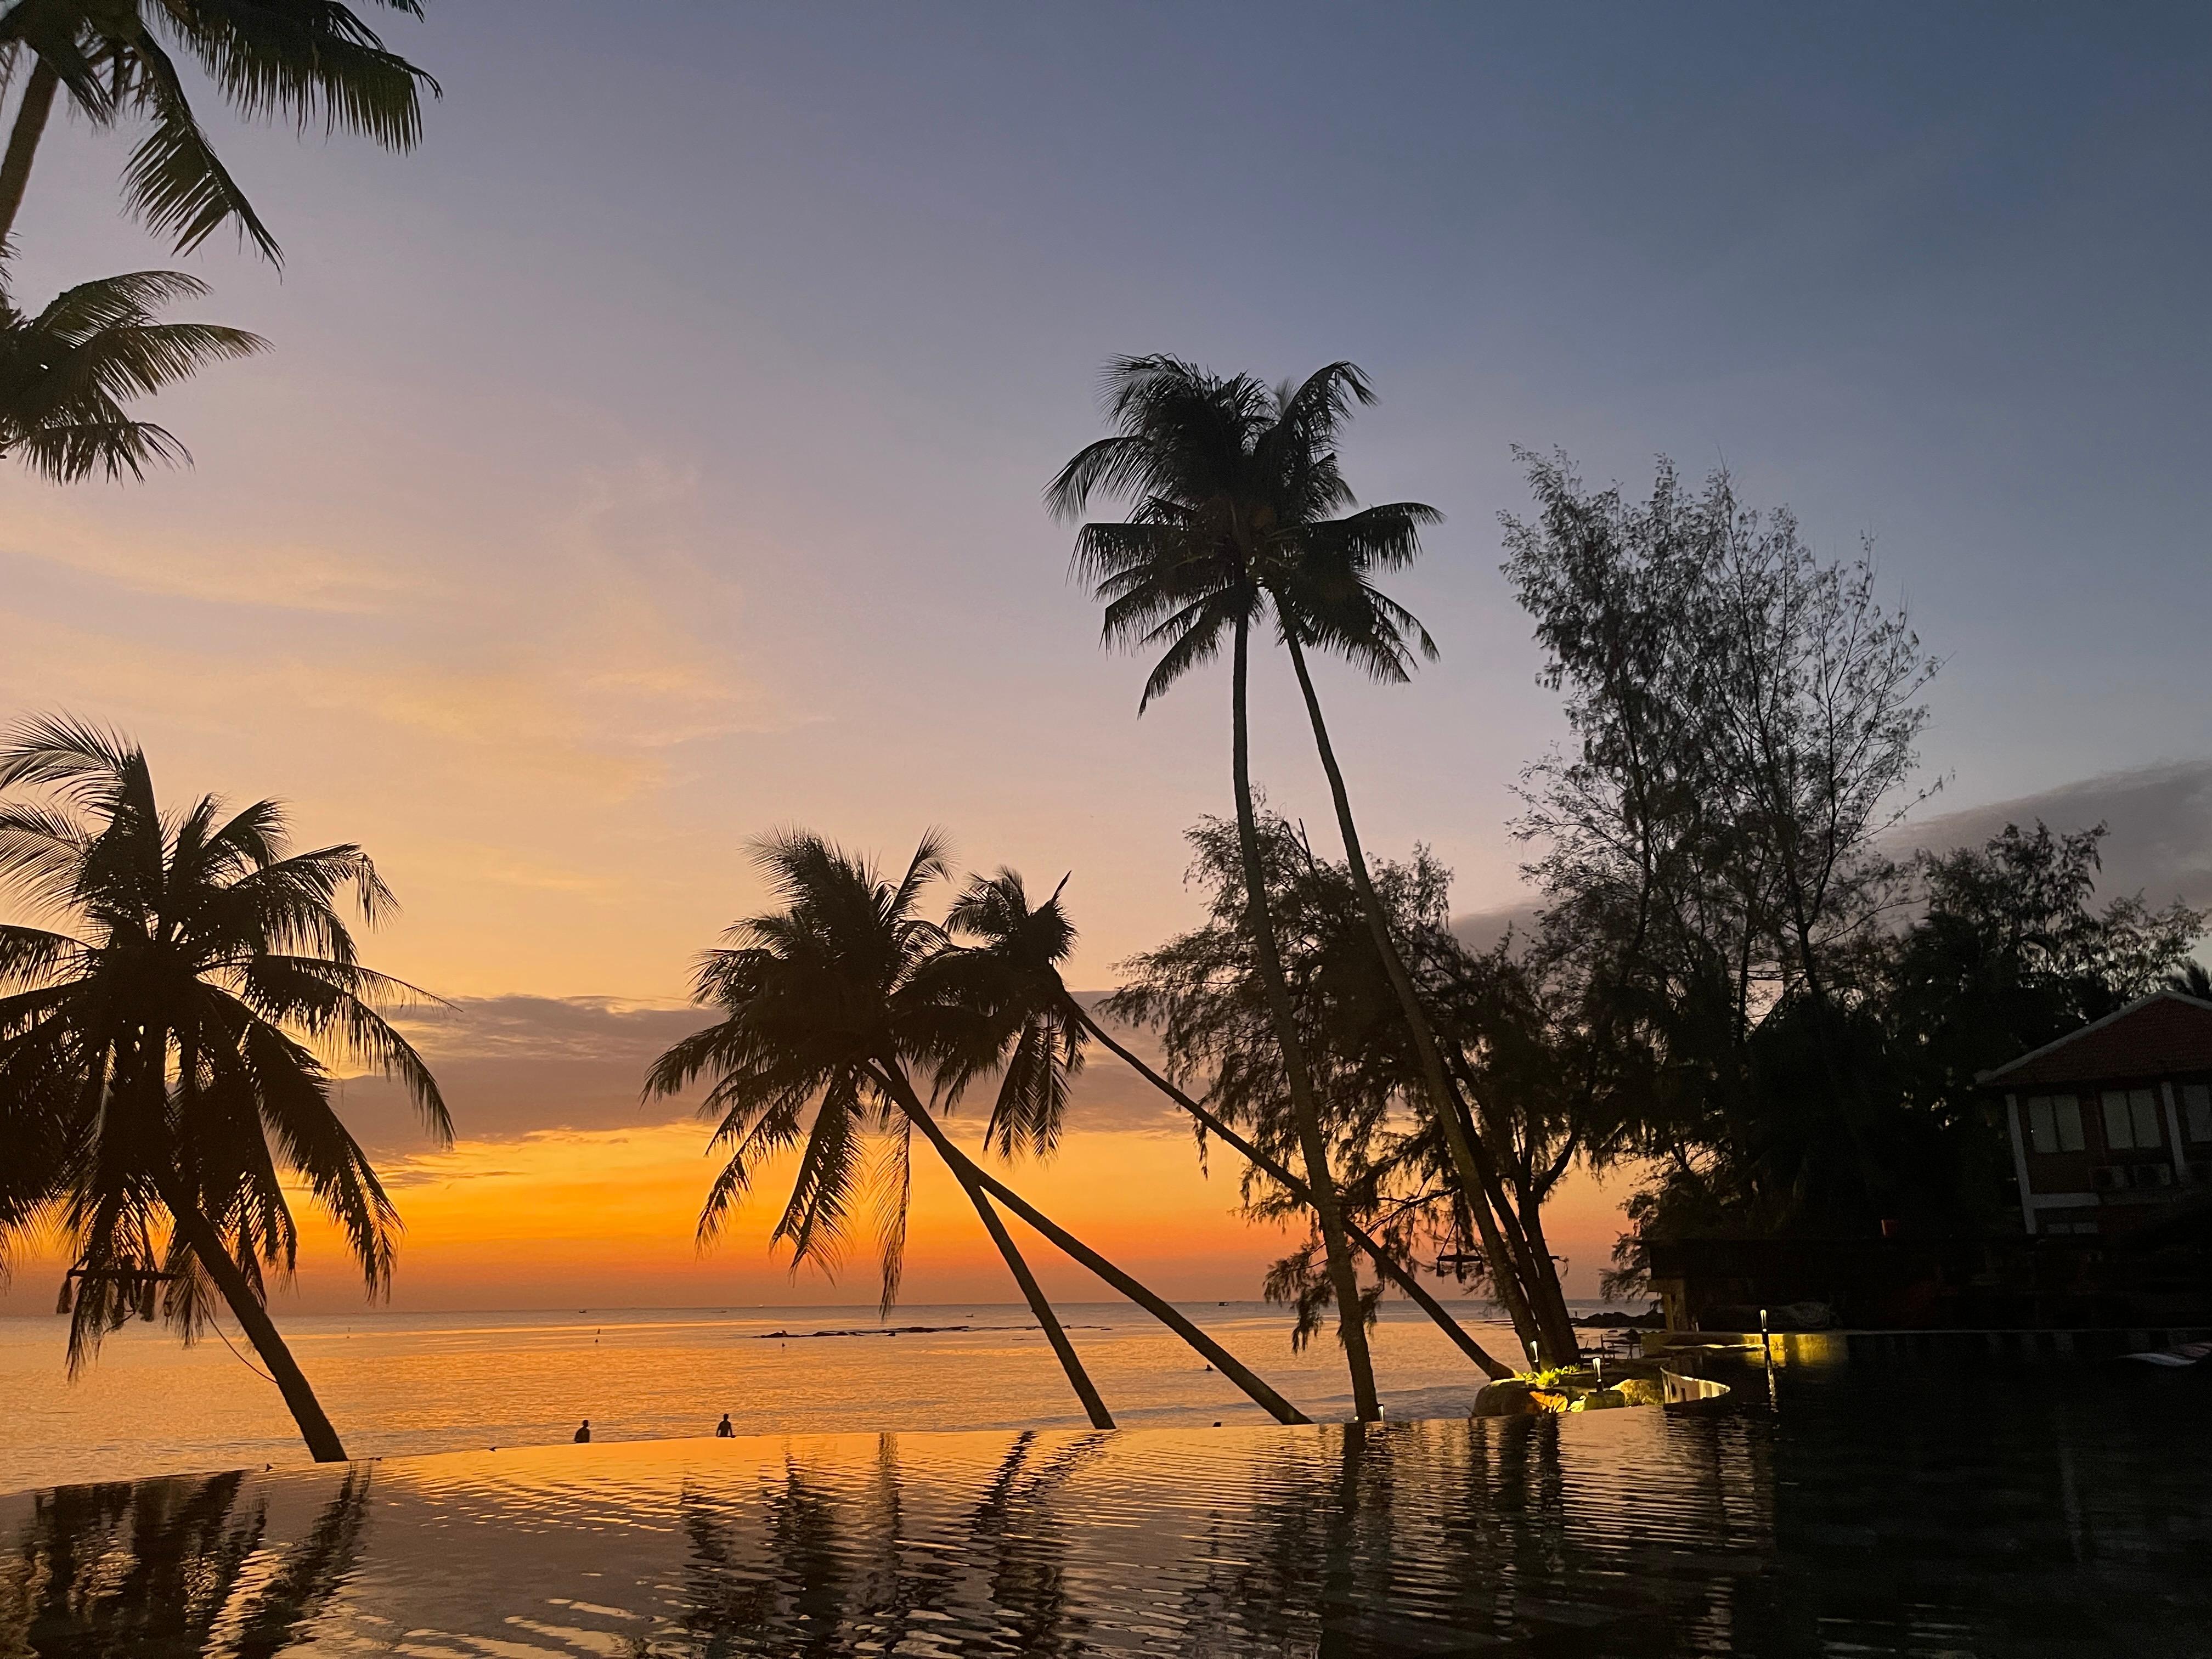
(2, 1353, 2205, 1656)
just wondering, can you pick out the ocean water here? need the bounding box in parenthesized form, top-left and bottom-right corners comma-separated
(0, 1300, 1539, 1495)
(3, 1351, 2205, 1656)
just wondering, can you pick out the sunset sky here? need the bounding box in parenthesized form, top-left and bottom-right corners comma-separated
(4, 3, 2211, 1314)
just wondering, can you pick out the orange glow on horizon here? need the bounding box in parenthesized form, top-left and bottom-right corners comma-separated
(0, 1116, 1635, 1317)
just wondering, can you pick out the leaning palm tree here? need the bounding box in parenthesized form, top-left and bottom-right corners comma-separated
(0, 714, 449, 1461)
(1053, 356, 1578, 1370)
(1263, 388, 1582, 1364)
(0, 267, 264, 479)
(645, 830, 1111, 1429)
(947, 867, 1513, 1379)
(644, 831, 1308, 1427)
(0, 1, 437, 263)
(1048, 355, 1412, 1418)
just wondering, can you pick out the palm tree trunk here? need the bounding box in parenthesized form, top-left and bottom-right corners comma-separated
(157, 1177, 347, 1463)
(0, 58, 59, 251)
(1284, 634, 1581, 1366)
(955, 1164, 1117, 1430)
(1516, 1189, 1576, 1350)
(869, 1064, 1114, 1427)
(1066, 1000, 1513, 1379)
(966, 1180, 1116, 1429)
(1469, 1183, 1542, 1359)
(1442, 1075, 1559, 1362)
(873, 1066, 1311, 1425)
(1231, 616, 1382, 1420)
(1435, 1051, 1573, 1361)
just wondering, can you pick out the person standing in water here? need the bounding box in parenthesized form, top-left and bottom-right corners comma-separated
(715, 1414, 735, 1438)
(574, 1420, 591, 1443)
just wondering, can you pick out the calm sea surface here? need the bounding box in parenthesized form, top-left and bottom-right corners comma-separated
(0, 1301, 1534, 1495)
(2, 1348, 2204, 1656)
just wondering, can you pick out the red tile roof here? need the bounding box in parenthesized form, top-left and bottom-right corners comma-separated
(1979, 991, 2212, 1088)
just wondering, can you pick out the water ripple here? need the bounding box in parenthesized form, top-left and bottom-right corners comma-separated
(2, 1357, 2207, 1655)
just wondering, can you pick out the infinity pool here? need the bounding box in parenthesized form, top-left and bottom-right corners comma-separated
(2, 1353, 2204, 1656)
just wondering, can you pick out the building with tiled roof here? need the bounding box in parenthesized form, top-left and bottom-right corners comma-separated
(1978, 991, 2212, 1235)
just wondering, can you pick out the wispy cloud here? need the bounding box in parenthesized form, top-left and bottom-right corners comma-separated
(0, 458, 811, 797)
(0, 500, 430, 615)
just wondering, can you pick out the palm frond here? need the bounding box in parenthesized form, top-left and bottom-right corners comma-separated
(867, 1114, 912, 1315)
(0, 712, 138, 800)
(160, 0, 438, 146)
(771, 1074, 866, 1275)
(30, 268, 215, 335)
(4, 417, 188, 482)
(3, 273, 266, 479)
(118, 32, 282, 259)
(0, 720, 443, 1362)
(0, 7, 115, 121)
(231, 957, 450, 1144)
(0, 922, 87, 989)
(0, 800, 91, 910)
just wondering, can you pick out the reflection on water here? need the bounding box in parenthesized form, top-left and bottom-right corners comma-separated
(1, 1468, 369, 1658)
(1, 1356, 2205, 1656)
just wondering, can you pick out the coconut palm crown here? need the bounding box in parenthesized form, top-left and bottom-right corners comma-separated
(941, 867, 1087, 1161)
(1045, 354, 1440, 708)
(645, 830, 1001, 1308)
(0, 267, 264, 480)
(0, 716, 447, 1456)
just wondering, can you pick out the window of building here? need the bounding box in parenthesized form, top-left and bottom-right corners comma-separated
(2102, 1088, 2162, 1149)
(2183, 1083, 2212, 1143)
(2025, 1094, 2084, 1154)
(2133, 1088, 2163, 1147)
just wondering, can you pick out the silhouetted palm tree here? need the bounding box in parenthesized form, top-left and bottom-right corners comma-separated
(0, 0, 437, 262)
(644, 830, 1115, 1429)
(1260, 391, 1580, 1363)
(939, 868, 1088, 1165)
(1054, 356, 1576, 1369)
(0, 715, 449, 1461)
(0, 268, 263, 479)
(948, 867, 1511, 1379)
(645, 831, 1308, 1427)
(1049, 355, 1430, 1418)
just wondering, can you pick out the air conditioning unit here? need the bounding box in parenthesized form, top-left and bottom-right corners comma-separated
(2093, 1165, 2128, 1191)
(2143, 1163, 2174, 1188)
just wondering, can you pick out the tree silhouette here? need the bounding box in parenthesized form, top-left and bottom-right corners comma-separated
(0, 268, 263, 481)
(948, 866, 1511, 1378)
(645, 830, 1307, 1427)
(0, 0, 437, 263)
(0, 714, 449, 1460)
(1050, 356, 1448, 1414)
